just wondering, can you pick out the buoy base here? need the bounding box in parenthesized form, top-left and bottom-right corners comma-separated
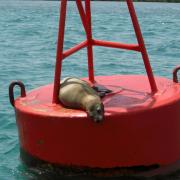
(14, 75, 180, 176)
(20, 147, 158, 178)
(20, 147, 180, 178)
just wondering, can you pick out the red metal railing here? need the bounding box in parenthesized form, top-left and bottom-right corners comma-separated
(53, 0, 158, 104)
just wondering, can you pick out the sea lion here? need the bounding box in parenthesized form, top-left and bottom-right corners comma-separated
(59, 77, 104, 123)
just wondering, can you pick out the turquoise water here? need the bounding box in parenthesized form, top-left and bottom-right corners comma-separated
(0, 1, 180, 179)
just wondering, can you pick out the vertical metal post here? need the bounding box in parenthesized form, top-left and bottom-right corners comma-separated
(85, 0, 95, 83)
(53, 0, 67, 104)
(126, 0, 158, 93)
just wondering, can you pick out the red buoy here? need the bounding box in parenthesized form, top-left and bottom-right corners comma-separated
(9, 0, 180, 177)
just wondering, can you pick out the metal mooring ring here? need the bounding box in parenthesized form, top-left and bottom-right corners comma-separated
(173, 66, 180, 83)
(9, 81, 26, 107)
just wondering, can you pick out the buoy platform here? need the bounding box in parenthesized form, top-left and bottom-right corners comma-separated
(10, 75, 180, 177)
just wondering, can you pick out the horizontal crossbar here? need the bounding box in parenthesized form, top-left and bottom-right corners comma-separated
(63, 40, 88, 59)
(92, 39, 141, 52)
(62, 39, 141, 60)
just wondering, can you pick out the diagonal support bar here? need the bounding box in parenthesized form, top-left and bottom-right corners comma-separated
(85, 0, 95, 82)
(76, 0, 88, 34)
(126, 0, 158, 93)
(53, 0, 67, 104)
(76, 0, 95, 82)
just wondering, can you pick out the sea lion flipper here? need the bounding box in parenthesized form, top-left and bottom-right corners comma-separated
(92, 85, 112, 97)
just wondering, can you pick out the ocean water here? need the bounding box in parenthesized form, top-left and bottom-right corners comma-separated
(0, 1, 180, 179)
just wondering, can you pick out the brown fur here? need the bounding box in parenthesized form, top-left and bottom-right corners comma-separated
(59, 77, 104, 123)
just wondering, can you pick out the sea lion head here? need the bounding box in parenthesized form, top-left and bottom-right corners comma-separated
(87, 102, 104, 123)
